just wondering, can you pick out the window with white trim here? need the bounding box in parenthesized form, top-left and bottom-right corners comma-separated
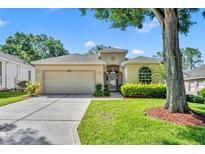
(197, 81, 205, 90)
(139, 67, 152, 84)
(189, 81, 195, 92)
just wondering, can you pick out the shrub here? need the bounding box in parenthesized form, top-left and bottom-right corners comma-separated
(199, 88, 205, 99)
(24, 81, 40, 96)
(93, 84, 110, 97)
(103, 87, 110, 96)
(120, 83, 166, 98)
(186, 94, 204, 104)
(17, 81, 27, 91)
(95, 84, 102, 91)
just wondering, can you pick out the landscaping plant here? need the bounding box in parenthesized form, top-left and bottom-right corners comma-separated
(199, 88, 205, 99)
(121, 83, 166, 98)
(16, 80, 27, 91)
(186, 94, 204, 104)
(24, 81, 40, 96)
(93, 84, 110, 97)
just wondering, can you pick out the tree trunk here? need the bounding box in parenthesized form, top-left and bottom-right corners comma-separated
(163, 9, 189, 113)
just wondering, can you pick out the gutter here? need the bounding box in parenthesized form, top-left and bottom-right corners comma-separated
(31, 62, 106, 65)
(121, 62, 160, 66)
(184, 76, 205, 81)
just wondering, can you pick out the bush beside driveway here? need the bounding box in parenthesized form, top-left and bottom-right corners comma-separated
(78, 98, 205, 145)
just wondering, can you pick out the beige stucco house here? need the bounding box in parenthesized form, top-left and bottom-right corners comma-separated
(31, 48, 163, 94)
(184, 64, 205, 95)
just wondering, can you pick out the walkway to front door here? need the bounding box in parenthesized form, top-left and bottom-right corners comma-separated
(0, 95, 91, 145)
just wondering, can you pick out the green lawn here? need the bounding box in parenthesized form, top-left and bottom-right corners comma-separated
(0, 91, 28, 107)
(78, 98, 205, 145)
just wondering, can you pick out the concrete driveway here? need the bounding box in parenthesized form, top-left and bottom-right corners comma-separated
(0, 95, 91, 145)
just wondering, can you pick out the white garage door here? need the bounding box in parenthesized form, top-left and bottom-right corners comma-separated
(44, 71, 95, 94)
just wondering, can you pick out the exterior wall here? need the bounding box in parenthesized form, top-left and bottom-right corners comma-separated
(0, 59, 35, 90)
(35, 64, 104, 94)
(184, 79, 205, 95)
(124, 63, 164, 83)
(100, 52, 126, 65)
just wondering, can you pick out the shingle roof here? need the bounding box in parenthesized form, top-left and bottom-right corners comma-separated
(184, 64, 205, 80)
(0, 51, 34, 68)
(122, 56, 161, 64)
(31, 53, 105, 65)
(99, 48, 128, 53)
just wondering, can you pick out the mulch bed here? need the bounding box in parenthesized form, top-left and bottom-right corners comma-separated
(145, 107, 205, 126)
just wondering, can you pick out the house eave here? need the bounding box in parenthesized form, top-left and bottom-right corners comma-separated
(184, 76, 205, 81)
(122, 62, 160, 66)
(0, 57, 35, 69)
(31, 62, 106, 65)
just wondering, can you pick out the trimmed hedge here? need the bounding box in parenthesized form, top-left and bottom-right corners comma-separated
(121, 83, 166, 98)
(121, 83, 205, 104)
(186, 94, 204, 104)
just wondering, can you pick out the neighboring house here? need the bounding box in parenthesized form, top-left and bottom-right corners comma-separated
(31, 48, 163, 94)
(184, 64, 205, 95)
(0, 51, 35, 90)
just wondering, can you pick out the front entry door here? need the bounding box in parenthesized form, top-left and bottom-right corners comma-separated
(108, 72, 117, 91)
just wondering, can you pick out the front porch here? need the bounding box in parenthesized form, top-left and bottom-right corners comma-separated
(104, 65, 123, 92)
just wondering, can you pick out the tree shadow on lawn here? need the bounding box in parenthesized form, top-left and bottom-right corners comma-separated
(0, 123, 51, 145)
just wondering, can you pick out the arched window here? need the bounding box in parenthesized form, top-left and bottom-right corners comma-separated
(139, 67, 152, 84)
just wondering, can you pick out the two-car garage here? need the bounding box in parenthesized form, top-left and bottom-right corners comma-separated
(44, 71, 95, 94)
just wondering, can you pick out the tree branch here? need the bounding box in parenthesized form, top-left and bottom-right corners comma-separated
(152, 9, 164, 25)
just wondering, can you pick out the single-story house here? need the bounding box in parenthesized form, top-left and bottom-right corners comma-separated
(184, 64, 205, 95)
(0, 51, 35, 90)
(31, 48, 163, 94)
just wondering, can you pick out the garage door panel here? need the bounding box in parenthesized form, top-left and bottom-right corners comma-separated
(44, 71, 95, 94)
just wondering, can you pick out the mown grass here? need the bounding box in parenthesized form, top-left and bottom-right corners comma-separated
(0, 91, 28, 107)
(78, 98, 205, 145)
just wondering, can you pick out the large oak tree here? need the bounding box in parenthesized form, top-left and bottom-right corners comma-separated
(0, 32, 68, 63)
(81, 8, 205, 113)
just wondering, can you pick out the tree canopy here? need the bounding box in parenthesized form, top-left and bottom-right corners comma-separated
(80, 9, 200, 35)
(0, 32, 68, 62)
(84, 44, 112, 55)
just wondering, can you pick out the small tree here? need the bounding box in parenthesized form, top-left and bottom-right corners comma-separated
(153, 51, 163, 61)
(181, 48, 203, 72)
(152, 64, 165, 82)
(25, 81, 40, 96)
